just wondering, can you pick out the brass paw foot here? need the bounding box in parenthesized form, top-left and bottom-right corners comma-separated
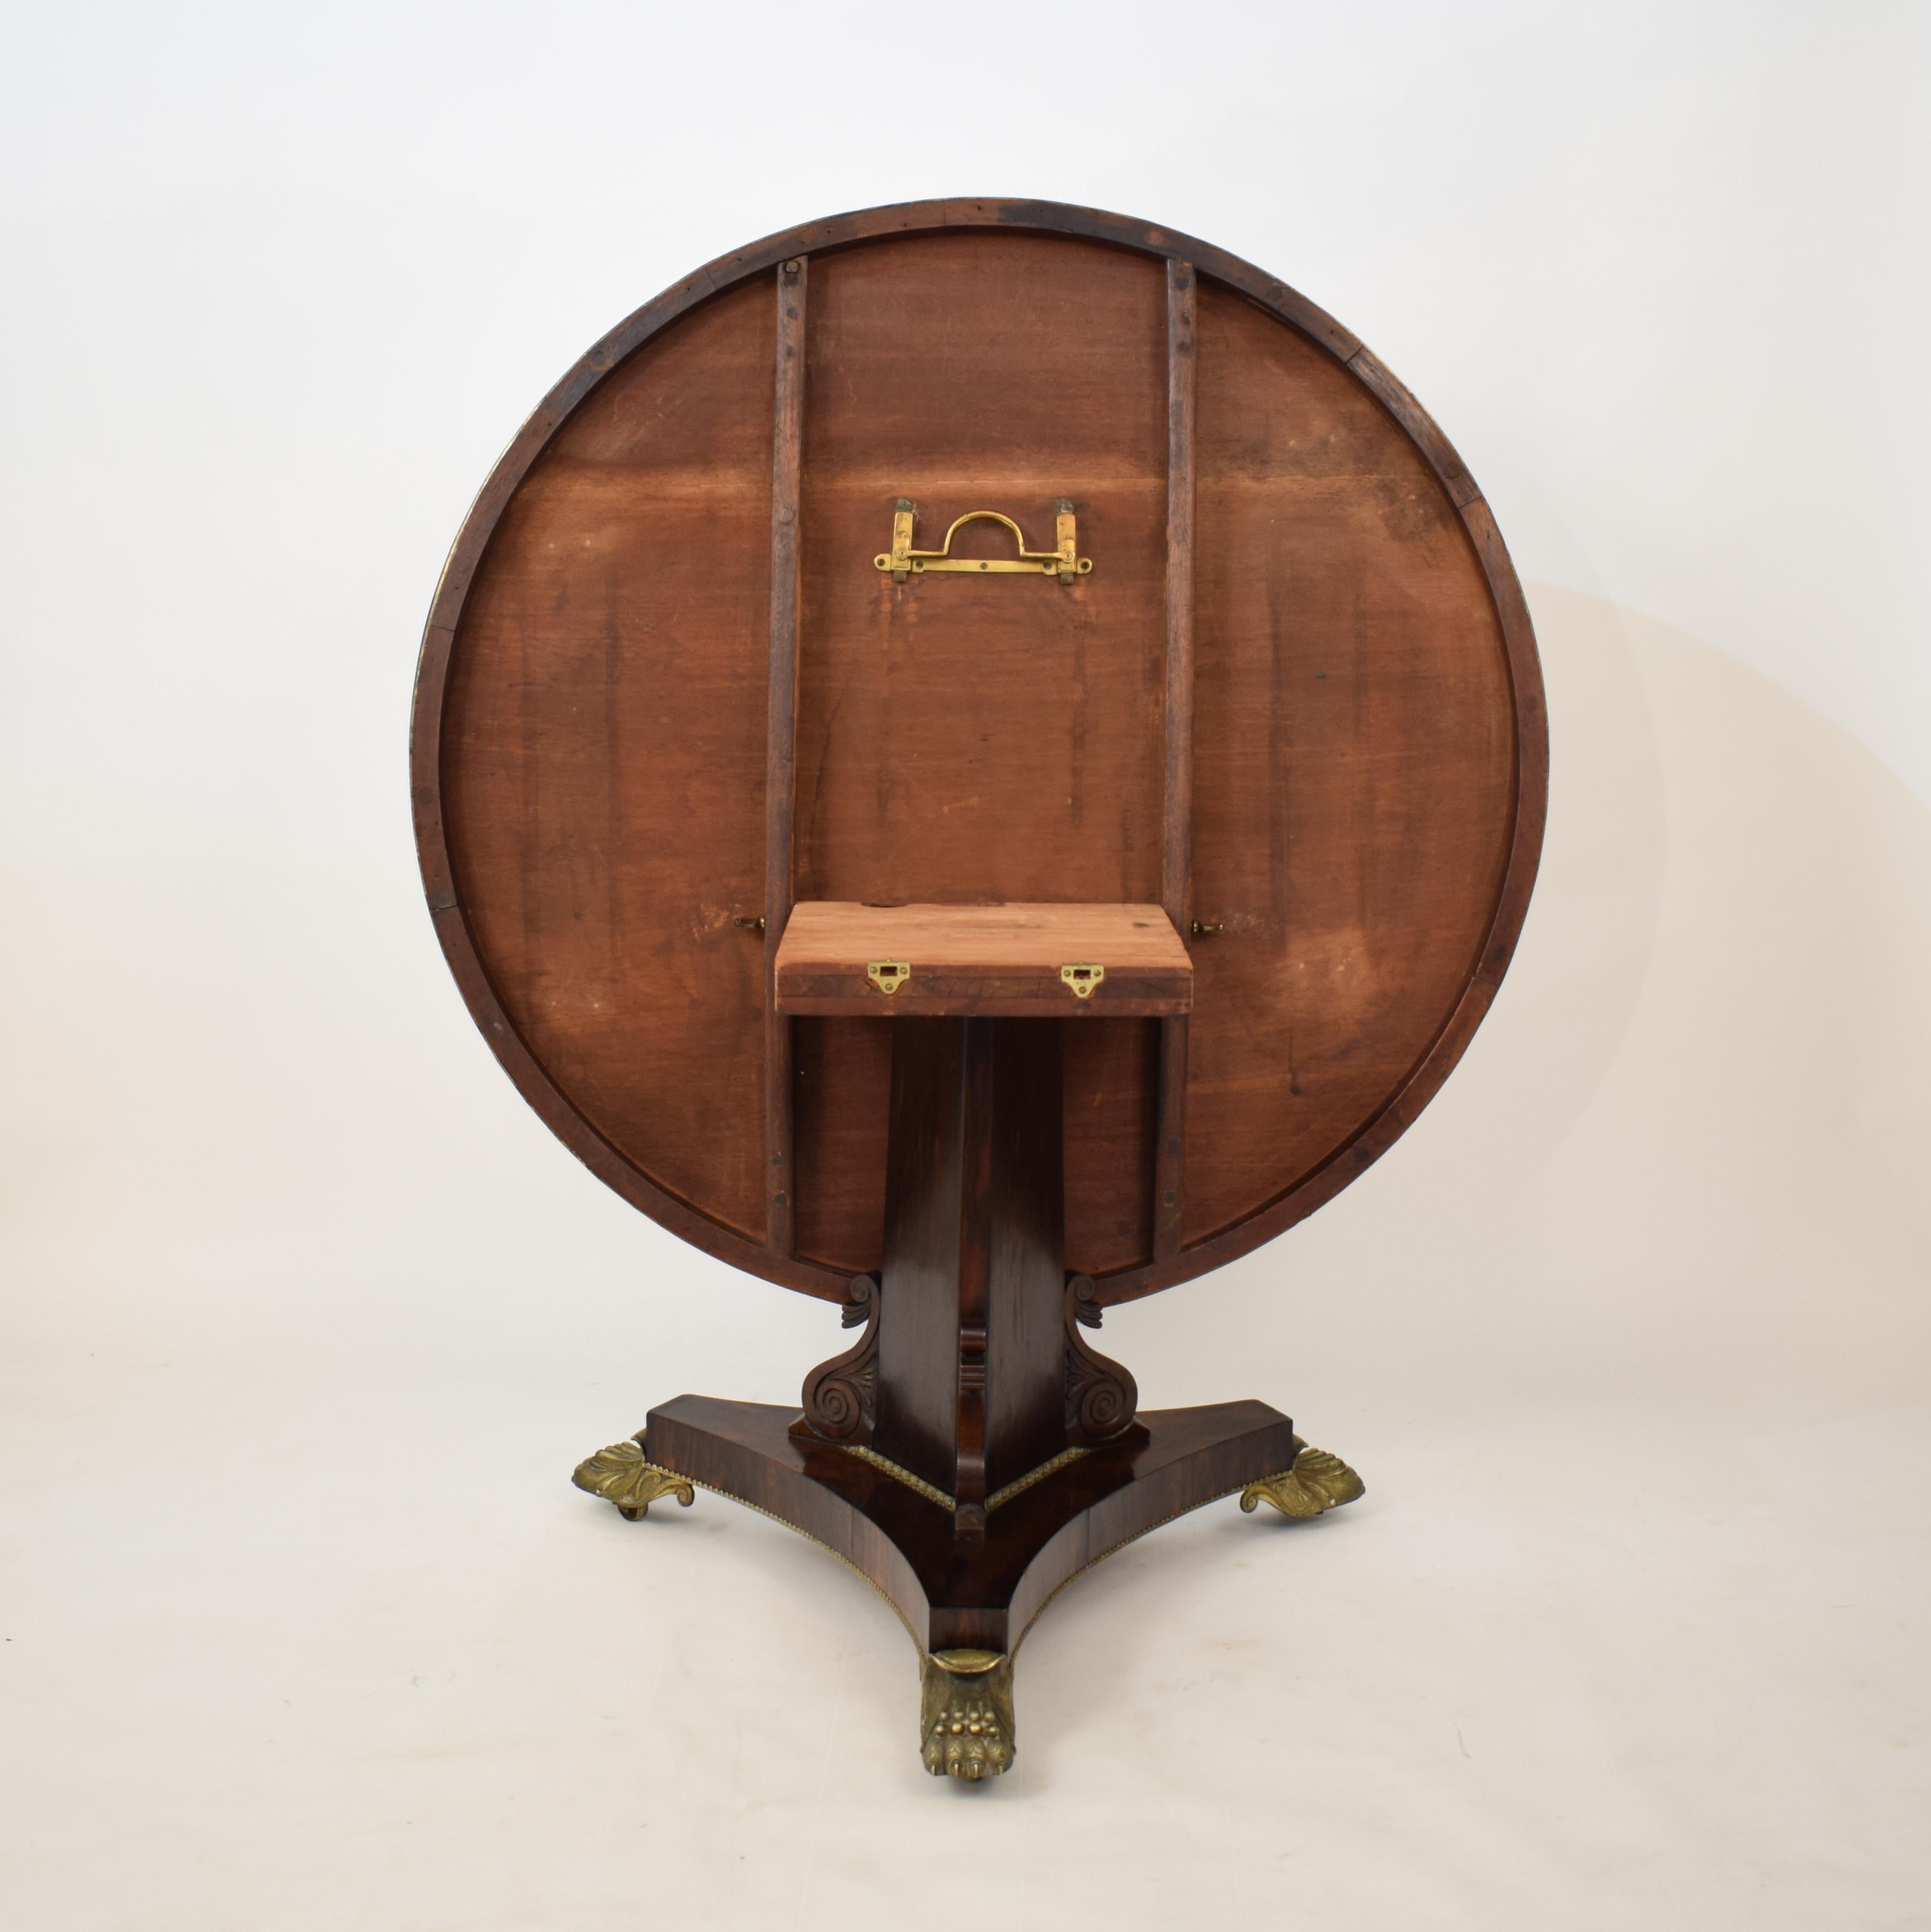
(1240, 1437, 1364, 1519)
(920, 1649, 1015, 1781)
(571, 1438, 695, 1521)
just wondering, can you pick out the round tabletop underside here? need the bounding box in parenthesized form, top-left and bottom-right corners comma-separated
(413, 201, 1546, 1306)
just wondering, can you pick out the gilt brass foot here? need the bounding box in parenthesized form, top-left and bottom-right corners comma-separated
(920, 1649, 1015, 1781)
(1239, 1437, 1364, 1519)
(571, 1438, 695, 1521)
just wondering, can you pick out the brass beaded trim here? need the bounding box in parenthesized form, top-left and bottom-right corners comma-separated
(838, 1443, 956, 1511)
(835, 1442, 1092, 1515)
(986, 1445, 1089, 1510)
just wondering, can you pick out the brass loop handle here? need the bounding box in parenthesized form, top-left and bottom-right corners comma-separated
(875, 499, 1093, 582)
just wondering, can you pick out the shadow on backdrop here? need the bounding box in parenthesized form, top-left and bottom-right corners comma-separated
(2, 587, 1927, 1429)
(1126, 584, 1931, 1429)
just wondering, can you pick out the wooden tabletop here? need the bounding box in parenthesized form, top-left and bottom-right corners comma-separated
(415, 205, 1543, 1298)
(774, 902, 1192, 1017)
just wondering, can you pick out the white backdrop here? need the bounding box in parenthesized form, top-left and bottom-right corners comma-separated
(4, 6, 1928, 1929)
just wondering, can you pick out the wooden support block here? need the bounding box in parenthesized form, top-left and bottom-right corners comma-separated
(773, 902, 1193, 1018)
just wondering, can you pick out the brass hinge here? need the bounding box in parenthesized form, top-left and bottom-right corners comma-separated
(1060, 962, 1105, 1000)
(867, 961, 911, 995)
(875, 499, 1093, 583)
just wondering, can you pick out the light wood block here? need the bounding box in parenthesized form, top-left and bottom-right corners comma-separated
(774, 902, 1193, 1017)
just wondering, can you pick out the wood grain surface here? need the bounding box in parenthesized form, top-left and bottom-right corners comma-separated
(645, 1394, 1302, 1658)
(763, 257, 808, 1255)
(415, 200, 1545, 1307)
(775, 902, 1191, 1017)
(1156, 258, 1198, 1260)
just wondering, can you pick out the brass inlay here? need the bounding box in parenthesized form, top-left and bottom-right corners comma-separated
(986, 1445, 1088, 1510)
(876, 498, 1092, 582)
(1060, 962, 1105, 999)
(1240, 1439, 1365, 1520)
(840, 1443, 955, 1511)
(571, 1439, 696, 1521)
(867, 960, 911, 996)
(837, 1442, 1091, 1515)
(921, 1648, 1015, 1781)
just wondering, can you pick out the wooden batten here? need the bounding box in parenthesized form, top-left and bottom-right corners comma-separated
(764, 257, 808, 1255)
(1156, 258, 1198, 1261)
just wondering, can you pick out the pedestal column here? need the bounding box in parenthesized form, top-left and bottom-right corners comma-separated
(872, 1018, 1068, 1530)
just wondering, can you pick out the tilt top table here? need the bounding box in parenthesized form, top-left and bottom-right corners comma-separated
(411, 199, 1546, 1780)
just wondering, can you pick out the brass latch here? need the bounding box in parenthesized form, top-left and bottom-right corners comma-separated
(867, 961, 911, 996)
(1060, 963, 1105, 1000)
(876, 500, 1093, 582)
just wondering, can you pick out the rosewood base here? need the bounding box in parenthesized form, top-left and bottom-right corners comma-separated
(570, 1014, 1367, 1778)
(572, 1394, 1361, 1778)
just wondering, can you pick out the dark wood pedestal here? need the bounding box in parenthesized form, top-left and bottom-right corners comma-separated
(645, 1395, 1301, 1778)
(574, 1014, 1363, 1779)
(871, 1018, 1071, 1524)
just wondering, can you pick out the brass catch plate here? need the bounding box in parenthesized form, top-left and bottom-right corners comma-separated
(1060, 962, 1105, 1000)
(867, 960, 911, 996)
(876, 499, 1093, 582)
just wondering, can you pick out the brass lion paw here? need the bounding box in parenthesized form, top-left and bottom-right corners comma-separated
(920, 1649, 1015, 1781)
(571, 1438, 695, 1521)
(1240, 1438, 1364, 1519)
